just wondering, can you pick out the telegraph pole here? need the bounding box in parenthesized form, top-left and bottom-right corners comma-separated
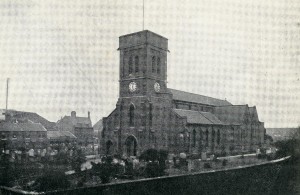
(5, 78, 9, 114)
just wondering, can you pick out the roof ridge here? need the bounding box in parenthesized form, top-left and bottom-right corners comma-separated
(169, 88, 227, 102)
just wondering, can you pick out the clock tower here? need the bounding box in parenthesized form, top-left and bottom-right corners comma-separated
(118, 30, 169, 97)
(101, 30, 173, 156)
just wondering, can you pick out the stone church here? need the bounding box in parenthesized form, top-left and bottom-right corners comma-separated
(101, 30, 266, 157)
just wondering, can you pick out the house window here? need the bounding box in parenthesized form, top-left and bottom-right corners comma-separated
(129, 56, 133, 74)
(157, 57, 161, 74)
(152, 56, 156, 73)
(135, 56, 139, 73)
(129, 104, 135, 127)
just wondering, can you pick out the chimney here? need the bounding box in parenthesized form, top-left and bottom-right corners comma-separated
(71, 111, 76, 118)
(88, 111, 90, 119)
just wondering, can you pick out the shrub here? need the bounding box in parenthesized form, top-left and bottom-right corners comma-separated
(203, 162, 211, 169)
(31, 170, 70, 192)
(222, 159, 228, 166)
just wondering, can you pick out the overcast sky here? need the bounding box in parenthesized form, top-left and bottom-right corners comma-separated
(0, 0, 299, 128)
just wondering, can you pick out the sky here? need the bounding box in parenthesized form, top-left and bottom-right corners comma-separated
(0, 0, 299, 128)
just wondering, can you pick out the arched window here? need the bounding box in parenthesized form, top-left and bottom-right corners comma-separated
(192, 129, 196, 147)
(152, 56, 156, 73)
(212, 130, 215, 145)
(231, 127, 235, 142)
(149, 103, 153, 127)
(217, 129, 221, 145)
(129, 104, 134, 127)
(129, 56, 133, 74)
(157, 57, 161, 74)
(205, 129, 209, 146)
(135, 56, 139, 73)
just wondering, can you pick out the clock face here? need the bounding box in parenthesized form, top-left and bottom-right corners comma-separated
(129, 82, 137, 92)
(154, 82, 160, 92)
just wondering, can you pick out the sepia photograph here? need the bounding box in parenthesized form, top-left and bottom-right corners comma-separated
(0, 0, 299, 194)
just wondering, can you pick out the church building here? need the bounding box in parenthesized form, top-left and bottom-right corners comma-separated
(101, 30, 266, 157)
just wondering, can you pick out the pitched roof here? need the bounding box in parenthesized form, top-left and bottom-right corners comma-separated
(58, 116, 92, 128)
(169, 89, 232, 106)
(0, 109, 56, 130)
(213, 105, 248, 125)
(249, 107, 259, 122)
(0, 121, 47, 132)
(93, 119, 103, 131)
(173, 109, 223, 125)
(47, 131, 77, 140)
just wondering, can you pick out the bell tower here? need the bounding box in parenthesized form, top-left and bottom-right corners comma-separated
(118, 30, 169, 97)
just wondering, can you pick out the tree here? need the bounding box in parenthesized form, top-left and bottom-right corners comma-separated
(91, 155, 116, 184)
(139, 149, 168, 178)
(30, 170, 70, 192)
(71, 148, 86, 172)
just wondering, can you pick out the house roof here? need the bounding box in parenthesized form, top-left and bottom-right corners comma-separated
(0, 121, 47, 132)
(0, 109, 56, 130)
(169, 89, 232, 106)
(173, 109, 223, 125)
(58, 116, 92, 128)
(47, 131, 77, 140)
(93, 119, 103, 131)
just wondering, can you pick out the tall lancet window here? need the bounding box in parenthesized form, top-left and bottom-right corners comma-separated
(192, 129, 196, 147)
(217, 129, 221, 145)
(135, 56, 139, 73)
(157, 57, 161, 74)
(152, 56, 156, 73)
(129, 56, 133, 74)
(129, 104, 134, 127)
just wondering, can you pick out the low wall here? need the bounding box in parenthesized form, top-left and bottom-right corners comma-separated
(0, 157, 290, 195)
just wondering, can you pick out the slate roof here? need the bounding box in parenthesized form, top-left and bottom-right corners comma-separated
(213, 105, 248, 125)
(169, 89, 232, 106)
(0, 109, 56, 130)
(59, 116, 92, 128)
(0, 121, 47, 132)
(249, 107, 259, 121)
(47, 131, 77, 140)
(93, 119, 103, 131)
(173, 109, 223, 125)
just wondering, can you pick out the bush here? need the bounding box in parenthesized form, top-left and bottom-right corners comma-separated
(203, 162, 211, 169)
(31, 170, 70, 192)
(222, 159, 228, 166)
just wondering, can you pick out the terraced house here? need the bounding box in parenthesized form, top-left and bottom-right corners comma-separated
(101, 30, 266, 157)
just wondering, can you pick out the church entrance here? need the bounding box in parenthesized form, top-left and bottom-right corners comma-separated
(106, 140, 113, 155)
(125, 136, 137, 156)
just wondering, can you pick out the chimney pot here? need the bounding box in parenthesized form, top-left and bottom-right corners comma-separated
(71, 111, 76, 118)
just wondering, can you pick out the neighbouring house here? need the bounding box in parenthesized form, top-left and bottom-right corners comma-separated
(0, 114, 48, 152)
(56, 111, 93, 146)
(0, 109, 56, 131)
